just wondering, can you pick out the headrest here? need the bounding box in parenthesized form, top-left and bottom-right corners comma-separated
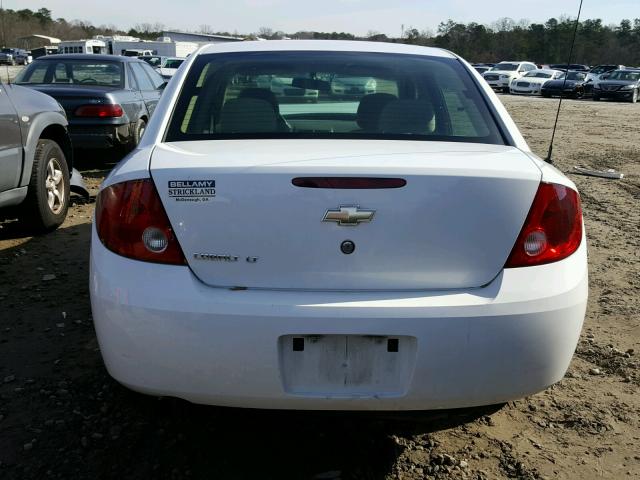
(356, 93, 397, 131)
(218, 98, 277, 133)
(378, 100, 436, 135)
(239, 88, 280, 113)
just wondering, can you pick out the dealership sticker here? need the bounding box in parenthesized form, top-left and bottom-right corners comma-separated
(168, 180, 216, 202)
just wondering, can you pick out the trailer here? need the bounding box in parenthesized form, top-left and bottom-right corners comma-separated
(96, 35, 198, 58)
(58, 39, 107, 54)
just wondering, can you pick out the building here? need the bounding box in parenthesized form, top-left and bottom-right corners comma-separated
(16, 34, 60, 50)
(160, 30, 243, 44)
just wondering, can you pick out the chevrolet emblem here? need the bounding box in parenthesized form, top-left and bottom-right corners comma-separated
(323, 206, 375, 226)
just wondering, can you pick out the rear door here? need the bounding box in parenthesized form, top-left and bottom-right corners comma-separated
(129, 62, 162, 117)
(0, 81, 23, 193)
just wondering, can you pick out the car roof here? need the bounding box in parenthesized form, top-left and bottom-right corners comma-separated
(35, 54, 142, 62)
(198, 40, 456, 58)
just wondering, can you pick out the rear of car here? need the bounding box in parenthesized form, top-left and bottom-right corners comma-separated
(14, 55, 155, 149)
(90, 41, 587, 410)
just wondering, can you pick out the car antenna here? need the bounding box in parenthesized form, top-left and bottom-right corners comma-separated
(545, 0, 584, 164)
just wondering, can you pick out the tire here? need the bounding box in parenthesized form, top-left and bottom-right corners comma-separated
(631, 89, 638, 104)
(502, 87, 510, 94)
(21, 139, 70, 232)
(593, 95, 600, 101)
(542, 92, 551, 98)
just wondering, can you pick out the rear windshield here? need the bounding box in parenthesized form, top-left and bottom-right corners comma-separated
(524, 71, 553, 78)
(491, 63, 518, 71)
(165, 59, 184, 68)
(15, 60, 124, 87)
(165, 51, 505, 145)
(609, 70, 640, 81)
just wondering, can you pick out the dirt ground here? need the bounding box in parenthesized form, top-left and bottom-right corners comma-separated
(1, 94, 638, 480)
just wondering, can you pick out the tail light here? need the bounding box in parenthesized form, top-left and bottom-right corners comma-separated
(505, 182, 582, 268)
(75, 104, 124, 117)
(95, 179, 186, 265)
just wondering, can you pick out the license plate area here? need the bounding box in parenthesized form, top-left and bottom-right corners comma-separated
(278, 335, 417, 397)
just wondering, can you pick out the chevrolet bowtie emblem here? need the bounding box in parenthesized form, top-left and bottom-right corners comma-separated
(323, 206, 375, 226)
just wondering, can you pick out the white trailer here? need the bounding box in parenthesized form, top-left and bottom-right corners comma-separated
(100, 36, 198, 57)
(58, 39, 107, 55)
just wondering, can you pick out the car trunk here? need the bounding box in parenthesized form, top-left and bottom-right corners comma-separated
(151, 140, 541, 291)
(23, 85, 115, 119)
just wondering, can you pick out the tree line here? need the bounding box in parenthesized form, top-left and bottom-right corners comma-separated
(2, 8, 639, 66)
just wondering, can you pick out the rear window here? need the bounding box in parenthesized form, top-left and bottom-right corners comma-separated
(15, 60, 124, 87)
(165, 51, 505, 145)
(164, 59, 184, 68)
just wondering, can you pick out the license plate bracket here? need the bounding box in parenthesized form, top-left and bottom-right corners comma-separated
(278, 335, 417, 397)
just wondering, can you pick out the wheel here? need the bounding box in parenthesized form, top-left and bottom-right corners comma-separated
(21, 139, 70, 231)
(133, 118, 147, 146)
(631, 89, 638, 104)
(502, 87, 510, 94)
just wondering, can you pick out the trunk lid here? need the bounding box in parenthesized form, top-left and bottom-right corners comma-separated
(151, 140, 541, 291)
(22, 85, 116, 119)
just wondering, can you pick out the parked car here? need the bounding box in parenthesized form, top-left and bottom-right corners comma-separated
(156, 57, 185, 80)
(270, 76, 319, 102)
(472, 65, 491, 75)
(593, 69, 640, 103)
(541, 71, 589, 98)
(124, 49, 153, 57)
(510, 69, 565, 95)
(91, 41, 587, 410)
(549, 63, 590, 72)
(139, 55, 169, 69)
(14, 54, 167, 151)
(0, 77, 87, 230)
(482, 61, 538, 93)
(585, 64, 624, 84)
(330, 75, 377, 97)
(0, 48, 31, 66)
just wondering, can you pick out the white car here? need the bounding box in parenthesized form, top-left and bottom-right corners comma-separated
(330, 75, 377, 97)
(157, 57, 185, 80)
(91, 41, 587, 410)
(510, 69, 565, 95)
(483, 61, 538, 92)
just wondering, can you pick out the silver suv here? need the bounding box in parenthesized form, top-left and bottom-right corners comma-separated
(0, 78, 87, 231)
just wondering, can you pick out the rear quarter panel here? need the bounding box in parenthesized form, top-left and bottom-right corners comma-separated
(5, 84, 70, 186)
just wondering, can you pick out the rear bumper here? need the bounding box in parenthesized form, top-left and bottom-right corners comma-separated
(90, 227, 588, 410)
(69, 123, 132, 149)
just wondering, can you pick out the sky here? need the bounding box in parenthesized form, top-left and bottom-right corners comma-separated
(14, 0, 639, 36)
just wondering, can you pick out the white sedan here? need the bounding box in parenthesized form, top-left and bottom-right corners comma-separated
(156, 57, 185, 80)
(91, 41, 587, 410)
(510, 69, 565, 95)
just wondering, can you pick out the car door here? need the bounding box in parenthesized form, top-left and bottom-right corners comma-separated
(0, 80, 23, 193)
(129, 62, 162, 117)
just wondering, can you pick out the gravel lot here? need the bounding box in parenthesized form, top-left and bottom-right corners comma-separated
(0, 94, 639, 480)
